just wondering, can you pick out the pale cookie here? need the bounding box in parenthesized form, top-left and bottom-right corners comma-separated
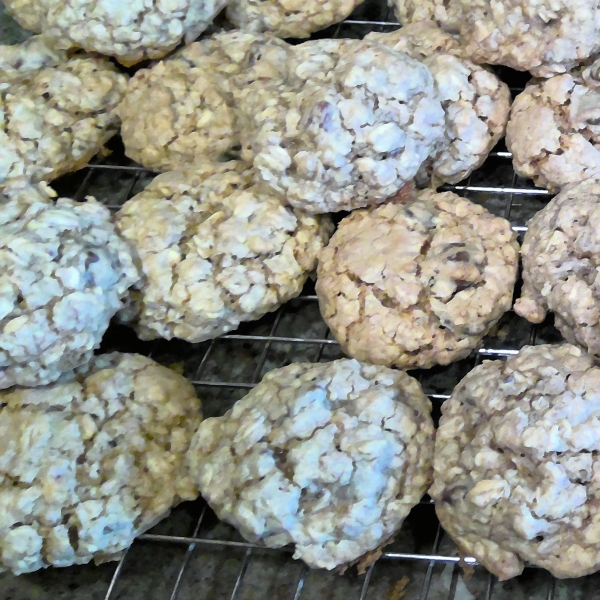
(119, 31, 290, 172)
(226, 0, 364, 39)
(0, 194, 139, 388)
(0, 352, 201, 575)
(388, 0, 461, 32)
(246, 39, 445, 213)
(188, 358, 434, 570)
(317, 188, 519, 369)
(507, 59, 600, 193)
(431, 343, 600, 580)
(3, 0, 228, 65)
(0, 56, 127, 188)
(515, 180, 600, 357)
(368, 24, 511, 185)
(115, 163, 333, 343)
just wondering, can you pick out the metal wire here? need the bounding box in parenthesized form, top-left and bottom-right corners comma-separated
(22, 0, 567, 598)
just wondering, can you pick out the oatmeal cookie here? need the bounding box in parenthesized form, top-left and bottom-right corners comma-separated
(188, 358, 434, 570)
(3, 0, 228, 65)
(388, 0, 461, 32)
(368, 24, 510, 185)
(0, 194, 139, 388)
(226, 0, 364, 39)
(0, 56, 127, 188)
(246, 39, 445, 213)
(507, 59, 600, 193)
(0, 352, 200, 575)
(514, 180, 600, 356)
(115, 163, 332, 343)
(119, 31, 290, 172)
(317, 188, 519, 369)
(431, 343, 600, 580)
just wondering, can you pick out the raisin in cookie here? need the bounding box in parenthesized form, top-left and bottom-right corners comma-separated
(118, 32, 290, 172)
(115, 163, 332, 343)
(514, 179, 600, 356)
(507, 59, 600, 193)
(3, 0, 227, 65)
(226, 0, 364, 39)
(0, 55, 127, 188)
(317, 188, 519, 369)
(432, 343, 600, 580)
(188, 358, 434, 570)
(244, 39, 445, 213)
(0, 192, 139, 388)
(368, 23, 510, 185)
(0, 352, 200, 575)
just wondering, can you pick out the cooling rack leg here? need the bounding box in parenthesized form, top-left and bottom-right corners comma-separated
(358, 563, 375, 600)
(103, 551, 129, 600)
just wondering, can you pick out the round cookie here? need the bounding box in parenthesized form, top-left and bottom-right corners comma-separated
(115, 163, 333, 343)
(316, 188, 519, 369)
(3, 0, 227, 65)
(507, 59, 600, 193)
(368, 24, 511, 185)
(0, 192, 139, 388)
(188, 358, 434, 570)
(0, 352, 201, 575)
(118, 32, 290, 172)
(0, 55, 127, 188)
(246, 39, 445, 213)
(226, 0, 365, 39)
(515, 180, 600, 356)
(431, 343, 600, 580)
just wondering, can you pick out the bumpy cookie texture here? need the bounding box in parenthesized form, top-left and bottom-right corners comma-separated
(368, 24, 510, 185)
(3, 0, 228, 65)
(119, 32, 290, 172)
(0, 352, 201, 575)
(431, 343, 600, 580)
(0, 35, 68, 86)
(226, 0, 364, 38)
(388, 0, 461, 31)
(248, 40, 445, 213)
(0, 196, 139, 388)
(317, 189, 519, 369)
(115, 164, 332, 343)
(0, 56, 127, 187)
(514, 180, 600, 357)
(188, 358, 434, 570)
(507, 60, 600, 193)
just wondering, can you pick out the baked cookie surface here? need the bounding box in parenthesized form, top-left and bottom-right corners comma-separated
(188, 358, 434, 570)
(115, 164, 332, 343)
(0, 352, 201, 574)
(317, 188, 519, 369)
(432, 344, 600, 580)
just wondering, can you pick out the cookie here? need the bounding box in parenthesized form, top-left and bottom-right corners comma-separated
(244, 39, 445, 213)
(115, 163, 333, 343)
(3, 0, 227, 65)
(514, 179, 600, 357)
(0, 352, 201, 575)
(507, 59, 600, 193)
(317, 188, 519, 369)
(368, 23, 511, 185)
(226, 0, 364, 38)
(0, 55, 127, 188)
(388, 0, 461, 32)
(431, 343, 600, 580)
(188, 358, 434, 570)
(118, 32, 290, 172)
(0, 193, 139, 388)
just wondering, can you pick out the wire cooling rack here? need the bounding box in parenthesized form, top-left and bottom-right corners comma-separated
(0, 1, 590, 599)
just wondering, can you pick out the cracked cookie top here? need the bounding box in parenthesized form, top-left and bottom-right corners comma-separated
(515, 179, 600, 357)
(0, 352, 201, 574)
(115, 163, 333, 343)
(431, 344, 600, 580)
(188, 358, 434, 570)
(507, 59, 600, 193)
(0, 193, 139, 388)
(316, 188, 519, 369)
